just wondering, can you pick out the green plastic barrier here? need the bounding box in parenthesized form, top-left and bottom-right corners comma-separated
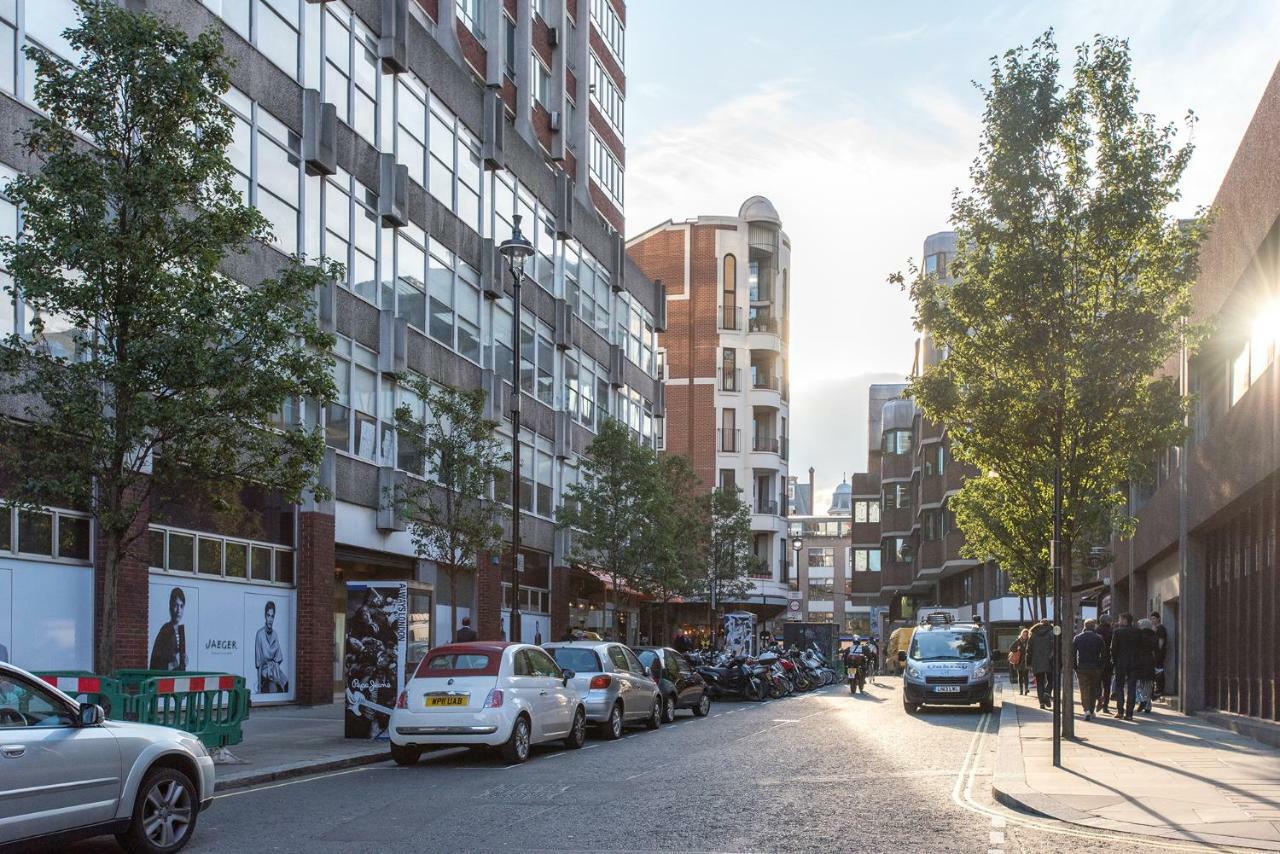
(34, 671, 131, 720)
(119, 670, 250, 749)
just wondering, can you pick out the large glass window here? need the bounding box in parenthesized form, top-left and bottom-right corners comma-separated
(589, 133, 624, 208)
(882, 429, 912, 455)
(150, 525, 294, 586)
(530, 54, 550, 108)
(590, 0, 625, 66)
(852, 548, 881, 572)
(589, 55, 624, 135)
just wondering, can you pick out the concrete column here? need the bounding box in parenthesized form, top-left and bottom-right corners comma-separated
(1180, 535, 1207, 713)
(93, 485, 151, 673)
(294, 510, 335, 705)
(513, 0, 533, 138)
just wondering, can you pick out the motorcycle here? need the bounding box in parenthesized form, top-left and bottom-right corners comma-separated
(846, 650, 868, 693)
(694, 653, 766, 701)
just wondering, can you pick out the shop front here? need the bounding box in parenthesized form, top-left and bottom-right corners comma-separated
(333, 546, 431, 694)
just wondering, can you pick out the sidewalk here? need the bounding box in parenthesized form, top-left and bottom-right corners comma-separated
(994, 688, 1280, 850)
(214, 700, 389, 791)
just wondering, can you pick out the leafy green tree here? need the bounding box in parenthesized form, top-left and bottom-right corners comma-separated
(640, 453, 706, 645)
(0, 2, 335, 670)
(558, 418, 657, 638)
(699, 486, 756, 643)
(392, 378, 508, 642)
(896, 32, 1203, 733)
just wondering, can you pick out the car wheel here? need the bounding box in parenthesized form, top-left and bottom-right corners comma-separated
(603, 702, 624, 740)
(563, 708, 587, 749)
(662, 693, 677, 723)
(692, 693, 711, 717)
(118, 765, 199, 854)
(390, 742, 421, 766)
(645, 696, 662, 730)
(501, 715, 532, 763)
(904, 697, 920, 715)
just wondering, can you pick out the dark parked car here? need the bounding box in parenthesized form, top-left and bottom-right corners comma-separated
(634, 647, 711, 721)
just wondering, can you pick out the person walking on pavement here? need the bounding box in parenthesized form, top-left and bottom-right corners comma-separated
(1151, 611, 1168, 699)
(1073, 619, 1105, 721)
(1028, 619, 1056, 710)
(1110, 613, 1141, 720)
(1097, 615, 1115, 714)
(1136, 617, 1158, 713)
(1008, 627, 1031, 696)
(454, 617, 477, 642)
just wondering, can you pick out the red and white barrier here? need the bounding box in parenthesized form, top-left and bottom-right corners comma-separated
(153, 675, 237, 694)
(41, 675, 102, 694)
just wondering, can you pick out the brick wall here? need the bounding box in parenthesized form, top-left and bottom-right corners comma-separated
(93, 486, 151, 673)
(295, 511, 335, 705)
(474, 550, 503, 640)
(550, 564, 570, 640)
(455, 21, 486, 82)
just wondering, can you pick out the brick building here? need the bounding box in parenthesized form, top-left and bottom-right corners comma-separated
(629, 196, 792, 631)
(0, 0, 662, 707)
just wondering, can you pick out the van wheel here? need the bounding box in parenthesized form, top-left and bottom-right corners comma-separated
(501, 715, 531, 763)
(117, 766, 199, 854)
(904, 697, 920, 715)
(980, 693, 994, 714)
(603, 702, 624, 740)
(390, 742, 422, 766)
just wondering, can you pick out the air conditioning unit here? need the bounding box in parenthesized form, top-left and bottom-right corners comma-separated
(549, 110, 562, 132)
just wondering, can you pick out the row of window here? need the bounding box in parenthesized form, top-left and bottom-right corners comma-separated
(590, 0, 625, 66)
(0, 504, 91, 563)
(589, 132, 624, 207)
(589, 54, 623, 135)
(149, 525, 296, 587)
(804, 547, 881, 573)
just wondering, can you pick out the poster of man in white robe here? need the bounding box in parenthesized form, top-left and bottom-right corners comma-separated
(246, 593, 290, 697)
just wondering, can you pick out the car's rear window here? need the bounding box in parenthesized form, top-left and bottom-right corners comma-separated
(415, 652, 497, 678)
(637, 650, 658, 668)
(550, 647, 602, 673)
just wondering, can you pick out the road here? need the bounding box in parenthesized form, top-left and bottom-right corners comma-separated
(58, 677, 1230, 854)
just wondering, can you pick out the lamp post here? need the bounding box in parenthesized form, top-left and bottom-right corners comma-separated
(791, 535, 803, 620)
(498, 215, 534, 643)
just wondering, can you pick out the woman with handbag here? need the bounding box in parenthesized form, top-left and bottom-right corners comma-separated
(1008, 627, 1031, 696)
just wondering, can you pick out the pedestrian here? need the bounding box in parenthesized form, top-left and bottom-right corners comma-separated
(1028, 619, 1056, 710)
(1097, 615, 1115, 714)
(454, 617, 477, 643)
(674, 631, 692, 653)
(1073, 619, 1105, 721)
(1136, 617, 1158, 713)
(1008, 627, 1031, 696)
(560, 625, 577, 642)
(1151, 611, 1168, 699)
(1109, 613, 1141, 720)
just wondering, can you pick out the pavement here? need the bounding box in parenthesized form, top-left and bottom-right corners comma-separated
(994, 685, 1280, 851)
(212, 698, 389, 791)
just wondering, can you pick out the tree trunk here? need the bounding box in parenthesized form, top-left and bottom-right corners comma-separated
(96, 530, 121, 674)
(1061, 550, 1076, 739)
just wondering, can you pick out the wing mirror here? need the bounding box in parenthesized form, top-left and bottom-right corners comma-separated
(79, 703, 105, 727)
(561, 669, 575, 686)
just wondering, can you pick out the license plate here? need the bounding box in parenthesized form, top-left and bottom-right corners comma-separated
(934, 685, 961, 693)
(425, 694, 469, 707)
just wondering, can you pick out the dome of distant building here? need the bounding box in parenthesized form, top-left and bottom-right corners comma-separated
(738, 195, 781, 224)
(828, 480, 852, 515)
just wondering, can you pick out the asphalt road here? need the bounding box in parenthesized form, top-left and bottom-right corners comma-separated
(54, 677, 1230, 854)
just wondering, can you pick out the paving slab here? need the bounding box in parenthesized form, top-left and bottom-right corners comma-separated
(993, 689, 1280, 850)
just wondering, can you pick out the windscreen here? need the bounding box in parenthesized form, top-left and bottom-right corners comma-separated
(910, 631, 987, 661)
(550, 647, 602, 673)
(415, 652, 496, 678)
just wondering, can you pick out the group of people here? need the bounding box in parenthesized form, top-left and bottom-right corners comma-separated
(1007, 612, 1168, 721)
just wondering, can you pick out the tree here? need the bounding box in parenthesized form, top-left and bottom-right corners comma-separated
(558, 418, 657, 638)
(0, 2, 335, 671)
(699, 486, 756, 644)
(896, 32, 1203, 735)
(640, 453, 706, 645)
(392, 379, 507, 643)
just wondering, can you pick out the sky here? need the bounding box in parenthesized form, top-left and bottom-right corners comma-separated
(623, 0, 1280, 512)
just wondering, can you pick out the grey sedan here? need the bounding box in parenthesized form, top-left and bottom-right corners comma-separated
(544, 641, 661, 738)
(0, 662, 215, 852)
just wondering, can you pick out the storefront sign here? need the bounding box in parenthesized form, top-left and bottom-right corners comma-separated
(344, 582, 408, 740)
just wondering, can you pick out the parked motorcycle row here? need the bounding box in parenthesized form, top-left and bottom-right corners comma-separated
(685, 644, 838, 701)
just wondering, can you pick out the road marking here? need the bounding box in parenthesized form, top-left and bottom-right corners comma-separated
(989, 830, 1004, 845)
(214, 766, 372, 799)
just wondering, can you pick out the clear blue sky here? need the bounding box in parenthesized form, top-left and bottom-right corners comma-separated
(624, 0, 1280, 509)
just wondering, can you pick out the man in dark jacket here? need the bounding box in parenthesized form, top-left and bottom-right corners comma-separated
(1097, 616, 1115, 713)
(1028, 620, 1056, 709)
(1073, 619, 1105, 721)
(454, 617, 477, 642)
(1109, 613, 1142, 720)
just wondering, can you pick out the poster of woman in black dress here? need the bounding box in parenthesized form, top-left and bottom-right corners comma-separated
(344, 583, 407, 739)
(149, 586, 192, 671)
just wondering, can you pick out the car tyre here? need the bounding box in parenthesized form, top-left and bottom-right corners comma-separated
(645, 696, 662, 729)
(692, 693, 711, 717)
(980, 692, 995, 714)
(563, 708, 587, 749)
(501, 715, 532, 763)
(903, 697, 920, 715)
(603, 702, 624, 740)
(390, 742, 421, 766)
(662, 693, 677, 723)
(118, 765, 199, 854)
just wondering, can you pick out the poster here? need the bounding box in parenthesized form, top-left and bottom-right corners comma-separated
(147, 576, 296, 704)
(344, 582, 407, 740)
(722, 611, 756, 657)
(0, 569, 10, 664)
(0, 559, 93, 671)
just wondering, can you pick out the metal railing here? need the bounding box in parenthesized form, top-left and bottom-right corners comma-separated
(748, 313, 779, 334)
(719, 305, 742, 331)
(718, 367, 741, 392)
(719, 427, 740, 453)
(756, 499, 779, 515)
(753, 435, 779, 453)
(752, 372, 781, 391)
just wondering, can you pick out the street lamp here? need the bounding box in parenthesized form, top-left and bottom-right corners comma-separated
(498, 215, 534, 643)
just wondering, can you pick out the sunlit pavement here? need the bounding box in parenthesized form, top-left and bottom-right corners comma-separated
(59, 677, 1243, 853)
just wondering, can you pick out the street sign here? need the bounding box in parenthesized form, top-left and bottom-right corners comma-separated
(516, 553, 525, 572)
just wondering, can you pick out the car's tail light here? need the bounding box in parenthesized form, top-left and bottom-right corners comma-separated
(483, 689, 504, 708)
(395, 691, 407, 709)
(588, 675, 612, 690)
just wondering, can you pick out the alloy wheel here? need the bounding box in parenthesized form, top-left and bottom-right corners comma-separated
(514, 718, 530, 760)
(142, 777, 193, 849)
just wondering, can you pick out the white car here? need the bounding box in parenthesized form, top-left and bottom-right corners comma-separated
(389, 642, 587, 764)
(0, 662, 215, 853)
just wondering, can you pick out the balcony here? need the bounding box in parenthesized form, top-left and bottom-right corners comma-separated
(781, 435, 789, 460)
(719, 428, 740, 453)
(719, 305, 742, 331)
(881, 453, 913, 482)
(753, 434, 779, 453)
(718, 367, 741, 393)
(756, 498, 779, 515)
(881, 505, 913, 535)
(752, 372, 780, 391)
(748, 313, 779, 334)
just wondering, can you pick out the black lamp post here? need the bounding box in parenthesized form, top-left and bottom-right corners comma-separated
(498, 215, 534, 643)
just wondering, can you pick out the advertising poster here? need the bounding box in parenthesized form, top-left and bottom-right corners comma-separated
(0, 569, 10, 664)
(721, 611, 756, 657)
(344, 582, 408, 740)
(1, 560, 93, 671)
(147, 577, 297, 704)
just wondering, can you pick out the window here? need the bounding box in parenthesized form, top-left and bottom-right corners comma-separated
(589, 55, 624, 135)
(149, 526, 294, 586)
(719, 469, 736, 493)
(530, 54, 550, 108)
(456, 0, 482, 35)
(883, 483, 911, 511)
(589, 133, 624, 207)
(807, 565, 834, 599)
(222, 89, 302, 254)
(720, 408, 736, 452)
(0, 505, 89, 562)
(882, 429, 912, 455)
(0, 675, 74, 728)
(922, 510, 942, 542)
(519, 319, 555, 406)
(935, 444, 946, 476)
(852, 548, 881, 572)
(327, 336, 379, 460)
(924, 252, 947, 277)
(853, 500, 880, 524)
(590, 0, 624, 66)
(1231, 340, 1251, 406)
(501, 15, 516, 77)
(721, 347, 737, 391)
(807, 547, 834, 567)
(317, 4, 379, 145)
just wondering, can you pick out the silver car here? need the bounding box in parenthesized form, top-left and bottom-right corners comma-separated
(544, 641, 661, 738)
(0, 662, 215, 852)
